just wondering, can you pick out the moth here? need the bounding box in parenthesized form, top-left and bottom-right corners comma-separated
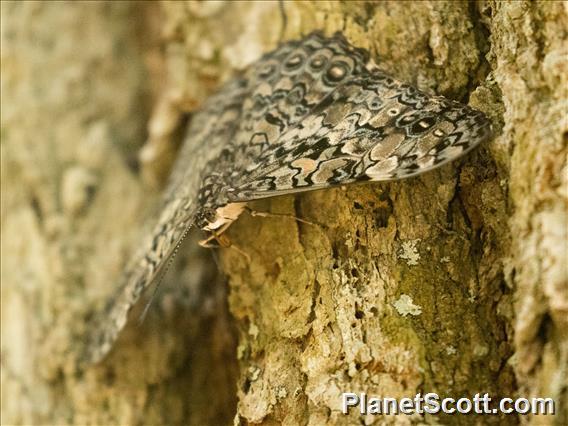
(85, 32, 492, 364)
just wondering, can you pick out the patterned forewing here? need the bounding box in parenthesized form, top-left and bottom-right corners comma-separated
(228, 70, 492, 200)
(227, 33, 370, 179)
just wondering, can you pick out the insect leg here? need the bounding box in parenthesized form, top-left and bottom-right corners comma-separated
(244, 206, 317, 226)
(199, 227, 251, 261)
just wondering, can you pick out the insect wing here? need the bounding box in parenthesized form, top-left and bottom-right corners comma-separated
(85, 78, 250, 364)
(228, 72, 492, 201)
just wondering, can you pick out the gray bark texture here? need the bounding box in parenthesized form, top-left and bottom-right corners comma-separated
(1, 1, 566, 425)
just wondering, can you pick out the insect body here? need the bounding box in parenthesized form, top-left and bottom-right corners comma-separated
(85, 32, 492, 364)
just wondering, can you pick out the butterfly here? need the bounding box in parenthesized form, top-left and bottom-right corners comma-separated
(85, 31, 492, 364)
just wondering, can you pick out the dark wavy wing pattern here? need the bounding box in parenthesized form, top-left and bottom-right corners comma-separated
(215, 33, 371, 192)
(228, 70, 491, 201)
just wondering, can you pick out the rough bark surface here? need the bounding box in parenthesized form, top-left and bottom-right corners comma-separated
(1, 2, 236, 425)
(1, 1, 566, 426)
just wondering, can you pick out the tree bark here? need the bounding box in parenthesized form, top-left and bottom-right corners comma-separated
(1, 1, 566, 425)
(1, 2, 236, 425)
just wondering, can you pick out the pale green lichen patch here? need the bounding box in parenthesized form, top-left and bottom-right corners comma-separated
(392, 294, 423, 317)
(398, 239, 421, 266)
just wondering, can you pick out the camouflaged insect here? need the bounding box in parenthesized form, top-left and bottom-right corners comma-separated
(86, 32, 492, 363)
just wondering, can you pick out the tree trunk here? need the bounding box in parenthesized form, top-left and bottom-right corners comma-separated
(1, 1, 565, 425)
(1, 2, 236, 425)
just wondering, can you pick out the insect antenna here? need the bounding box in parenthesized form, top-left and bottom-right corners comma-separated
(138, 225, 193, 324)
